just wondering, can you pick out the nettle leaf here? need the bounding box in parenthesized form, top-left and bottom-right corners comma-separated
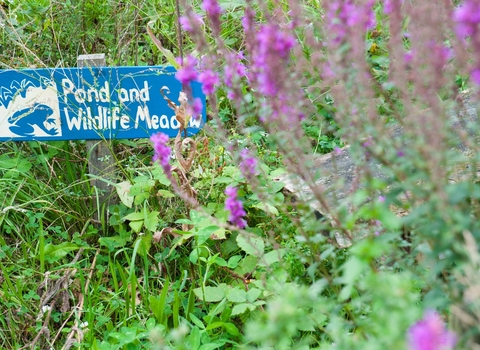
(193, 286, 225, 302)
(236, 234, 264, 257)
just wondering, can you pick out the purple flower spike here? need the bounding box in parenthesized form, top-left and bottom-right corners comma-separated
(225, 186, 247, 228)
(150, 132, 172, 175)
(239, 149, 257, 178)
(202, 0, 223, 32)
(198, 69, 220, 95)
(190, 98, 203, 120)
(175, 55, 198, 85)
(408, 310, 456, 350)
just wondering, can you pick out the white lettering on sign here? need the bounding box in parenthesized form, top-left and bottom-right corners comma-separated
(0, 71, 204, 139)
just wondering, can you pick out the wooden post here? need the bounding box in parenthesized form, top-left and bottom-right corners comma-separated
(77, 54, 116, 224)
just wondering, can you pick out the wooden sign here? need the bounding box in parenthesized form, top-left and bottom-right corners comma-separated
(0, 66, 206, 141)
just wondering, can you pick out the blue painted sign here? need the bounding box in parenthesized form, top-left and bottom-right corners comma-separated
(0, 66, 206, 141)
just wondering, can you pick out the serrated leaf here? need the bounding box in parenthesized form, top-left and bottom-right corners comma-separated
(226, 287, 247, 303)
(236, 234, 264, 257)
(246, 288, 262, 303)
(193, 286, 225, 302)
(231, 303, 249, 316)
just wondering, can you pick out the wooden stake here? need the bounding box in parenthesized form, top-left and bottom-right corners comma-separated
(77, 54, 116, 224)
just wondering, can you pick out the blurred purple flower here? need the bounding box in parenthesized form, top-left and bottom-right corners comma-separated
(327, 0, 376, 45)
(453, 0, 480, 39)
(378, 195, 385, 203)
(175, 55, 198, 85)
(404, 51, 414, 64)
(151, 132, 172, 175)
(239, 149, 257, 178)
(408, 310, 456, 350)
(188, 97, 203, 121)
(253, 24, 295, 96)
(179, 14, 203, 32)
(224, 52, 246, 88)
(198, 69, 220, 95)
(225, 186, 247, 228)
(471, 68, 480, 86)
(202, 0, 223, 32)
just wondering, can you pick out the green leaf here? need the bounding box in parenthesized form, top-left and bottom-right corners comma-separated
(189, 313, 206, 330)
(267, 181, 285, 194)
(252, 202, 279, 216)
(246, 288, 262, 303)
(259, 249, 286, 266)
(99, 236, 128, 251)
(227, 255, 242, 269)
(157, 189, 176, 198)
(42, 242, 80, 262)
(212, 256, 227, 267)
(115, 181, 133, 208)
(188, 326, 201, 350)
(234, 255, 258, 275)
(205, 322, 224, 331)
(129, 220, 143, 233)
(213, 176, 234, 184)
(196, 225, 221, 245)
(123, 212, 144, 221)
(134, 232, 152, 257)
(144, 210, 159, 232)
(231, 303, 249, 316)
(193, 286, 225, 302)
(226, 287, 247, 303)
(224, 322, 241, 337)
(236, 234, 264, 257)
(198, 344, 222, 350)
